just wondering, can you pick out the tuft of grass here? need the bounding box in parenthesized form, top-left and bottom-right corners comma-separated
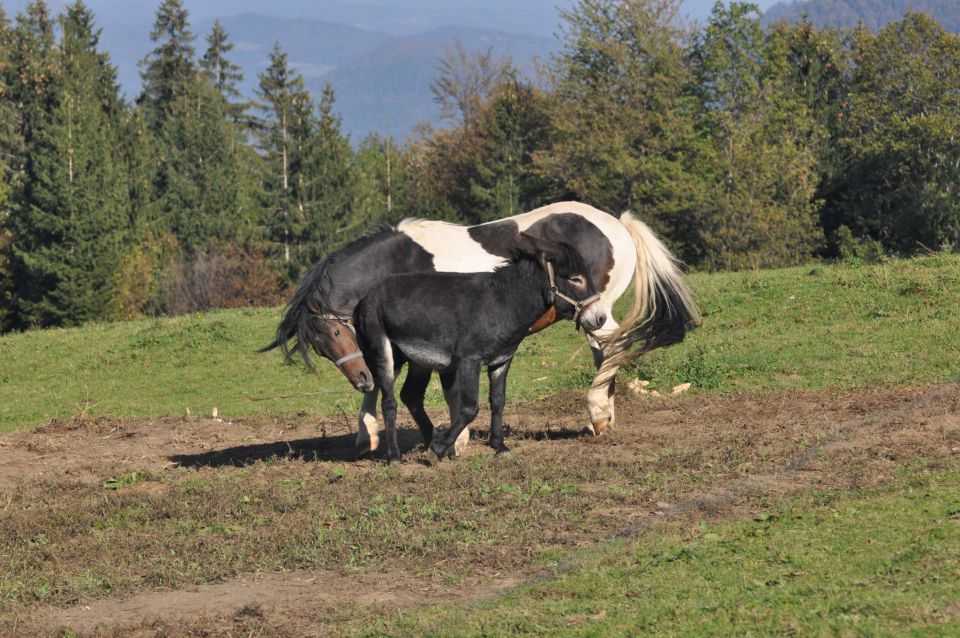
(102, 471, 151, 490)
(2, 254, 960, 434)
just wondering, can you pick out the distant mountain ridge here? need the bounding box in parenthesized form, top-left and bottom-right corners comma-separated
(764, 0, 960, 31)
(193, 16, 554, 141)
(4, 1, 564, 140)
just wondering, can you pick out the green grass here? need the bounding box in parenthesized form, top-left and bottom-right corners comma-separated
(347, 464, 960, 637)
(2, 253, 959, 434)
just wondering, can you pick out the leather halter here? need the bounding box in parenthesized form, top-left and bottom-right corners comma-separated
(310, 313, 364, 368)
(545, 261, 602, 329)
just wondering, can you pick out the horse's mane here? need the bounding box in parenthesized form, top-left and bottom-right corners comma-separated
(261, 224, 396, 370)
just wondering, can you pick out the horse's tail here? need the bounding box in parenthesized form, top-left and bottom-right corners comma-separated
(601, 211, 700, 369)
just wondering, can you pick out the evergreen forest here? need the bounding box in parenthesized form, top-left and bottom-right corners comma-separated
(1, 0, 959, 331)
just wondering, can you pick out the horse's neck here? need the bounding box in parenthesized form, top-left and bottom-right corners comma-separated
(325, 234, 417, 311)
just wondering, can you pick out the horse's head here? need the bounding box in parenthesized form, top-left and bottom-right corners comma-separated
(520, 234, 607, 333)
(264, 259, 375, 392)
(306, 313, 375, 392)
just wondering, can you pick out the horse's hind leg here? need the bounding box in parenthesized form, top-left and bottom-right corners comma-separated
(400, 363, 435, 445)
(585, 313, 620, 436)
(487, 358, 513, 455)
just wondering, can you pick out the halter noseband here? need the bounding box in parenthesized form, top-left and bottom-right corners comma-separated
(310, 313, 365, 369)
(545, 262, 602, 330)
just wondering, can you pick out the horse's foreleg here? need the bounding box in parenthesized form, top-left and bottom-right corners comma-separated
(378, 339, 401, 461)
(355, 389, 381, 454)
(431, 360, 481, 460)
(487, 358, 513, 455)
(585, 312, 621, 436)
(440, 370, 470, 457)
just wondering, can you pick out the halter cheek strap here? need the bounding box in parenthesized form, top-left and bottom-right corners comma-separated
(545, 262, 603, 329)
(310, 313, 365, 368)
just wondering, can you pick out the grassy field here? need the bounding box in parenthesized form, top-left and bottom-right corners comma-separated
(1, 254, 959, 636)
(352, 465, 960, 636)
(2, 253, 959, 434)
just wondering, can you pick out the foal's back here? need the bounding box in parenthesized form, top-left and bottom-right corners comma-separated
(355, 264, 540, 366)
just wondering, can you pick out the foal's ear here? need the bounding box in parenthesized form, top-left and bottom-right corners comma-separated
(518, 233, 566, 267)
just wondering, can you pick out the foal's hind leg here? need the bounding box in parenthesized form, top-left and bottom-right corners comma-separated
(585, 313, 620, 436)
(400, 364, 435, 445)
(487, 358, 513, 455)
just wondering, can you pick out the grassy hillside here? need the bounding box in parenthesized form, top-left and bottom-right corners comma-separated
(347, 465, 960, 636)
(2, 253, 959, 434)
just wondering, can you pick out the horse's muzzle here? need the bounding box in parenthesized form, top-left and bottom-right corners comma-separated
(580, 305, 608, 333)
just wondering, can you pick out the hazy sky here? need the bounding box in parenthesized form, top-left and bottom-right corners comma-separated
(4, 1, 785, 29)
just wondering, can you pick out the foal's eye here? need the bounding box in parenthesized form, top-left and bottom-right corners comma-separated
(568, 275, 585, 286)
(334, 329, 341, 337)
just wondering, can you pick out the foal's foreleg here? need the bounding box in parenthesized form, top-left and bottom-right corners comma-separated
(585, 312, 621, 436)
(400, 364, 435, 445)
(367, 337, 400, 461)
(487, 358, 513, 455)
(430, 360, 481, 461)
(440, 370, 470, 457)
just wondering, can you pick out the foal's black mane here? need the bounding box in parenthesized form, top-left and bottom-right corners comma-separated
(261, 225, 398, 370)
(498, 240, 586, 282)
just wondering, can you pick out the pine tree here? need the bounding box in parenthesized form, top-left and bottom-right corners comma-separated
(299, 83, 355, 264)
(353, 133, 409, 227)
(200, 19, 247, 125)
(138, 0, 196, 133)
(7, 1, 130, 327)
(0, 5, 15, 330)
(468, 71, 554, 222)
(256, 43, 315, 274)
(137, 1, 255, 253)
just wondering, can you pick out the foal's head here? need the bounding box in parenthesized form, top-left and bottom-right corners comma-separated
(517, 235, 607, 332)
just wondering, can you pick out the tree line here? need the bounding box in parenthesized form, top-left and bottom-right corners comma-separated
(1, 0, 958, 332)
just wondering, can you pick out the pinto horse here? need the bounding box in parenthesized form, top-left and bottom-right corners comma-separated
(264, 201, 699, 454)
(354, 236, 604, 460)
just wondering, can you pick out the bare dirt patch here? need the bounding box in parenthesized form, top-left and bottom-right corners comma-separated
(1, 384, 958, 637)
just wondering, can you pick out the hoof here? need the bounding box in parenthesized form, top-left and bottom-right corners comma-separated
(585, 419, 610, 436)
(429, 441, 447, 463)
(355, 436, 379, 455)
(494, 445, 511, 456)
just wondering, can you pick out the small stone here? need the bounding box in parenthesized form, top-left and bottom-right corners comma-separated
(211, 407, 219, 419)
(671, 383, 692, 395)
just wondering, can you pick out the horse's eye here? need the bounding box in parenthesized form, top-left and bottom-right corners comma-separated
(568, 275, 585, 286)
(335, 329, 341, 337)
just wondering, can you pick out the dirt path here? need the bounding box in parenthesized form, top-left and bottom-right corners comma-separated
(1, 385, 958, 636)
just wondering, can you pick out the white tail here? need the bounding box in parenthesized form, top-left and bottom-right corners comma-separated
(599, 212, 700, 371)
